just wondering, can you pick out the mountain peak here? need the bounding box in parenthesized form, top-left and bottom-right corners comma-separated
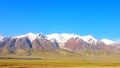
(13, 33, 43, 42)
(0, 35, 4, 41)
(80, 35, 97, 44)
(101, 39, 115, 45)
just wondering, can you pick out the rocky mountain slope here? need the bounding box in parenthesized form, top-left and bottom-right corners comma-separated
(0, 33, 120, 56)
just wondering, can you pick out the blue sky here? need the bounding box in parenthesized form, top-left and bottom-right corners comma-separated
(0, 0, 120, 40)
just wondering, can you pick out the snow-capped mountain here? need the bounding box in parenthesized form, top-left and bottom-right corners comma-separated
(12, 33, 40, 42)
(12, 33, 46, 42)
(101, 39, 116, 45)
(80, 35, 98, 45)
(46, 33, 120, 55)
(10, 33, 119, 47)
(46, 33, 99, 46)
(46, 33, 80, 47)
(10, 33, 118, 46)
(0, 32, 120, 56)
(0, 33, 58, 56)
(0, 35, 4, 41)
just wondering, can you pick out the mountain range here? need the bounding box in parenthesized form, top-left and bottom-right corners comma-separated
(0, 33, 120, 58)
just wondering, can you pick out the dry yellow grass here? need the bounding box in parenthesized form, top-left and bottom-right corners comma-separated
(0, 59, 120, 68)
(0, 55, 120, 68)
(0, 66, 120, 68)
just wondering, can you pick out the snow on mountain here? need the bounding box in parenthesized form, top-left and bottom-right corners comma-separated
(13, 33, 40, 42)
(11, 33, 117, 46)
(46, 33, 98, 45)
(101, 39, 115, 45)
(1, 33, 120, 56)
(60, 33, 80, 39)
(0, 35, 4, 41)
(46, 33, 67, 47)
(81, 35, 97, 44)
(46, 33, 81, 40)
(46, 33, 80, 47)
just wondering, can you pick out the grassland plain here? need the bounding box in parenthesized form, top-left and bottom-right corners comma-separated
(0, 59, 120, 68)
(0, 55, 120, 68)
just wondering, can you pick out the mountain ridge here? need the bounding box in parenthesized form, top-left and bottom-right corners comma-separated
(0, 33, 120, 57)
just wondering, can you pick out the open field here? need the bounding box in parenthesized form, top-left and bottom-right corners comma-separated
(0, 59, 120, 68)
(1, 66, 120, 68)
